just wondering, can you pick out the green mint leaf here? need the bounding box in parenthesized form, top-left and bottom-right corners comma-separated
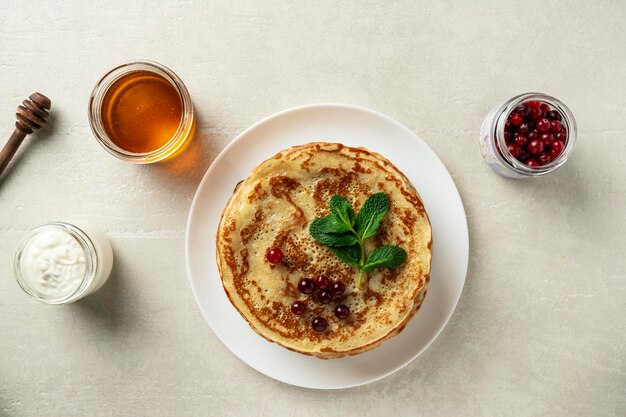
(329, 195, 355, 228)
(310, 214, 349, 234)
(309, 217, 358, 247)
(362, 245, 407, 272)
(328, 216, 350, 233)
(355, 192, 389, 239)
(328, 244, 361, 267)
(315, 232, 358, 247)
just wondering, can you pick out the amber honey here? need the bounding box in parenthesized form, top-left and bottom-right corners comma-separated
(100, 71, 183, 154)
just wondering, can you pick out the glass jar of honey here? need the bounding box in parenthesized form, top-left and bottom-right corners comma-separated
(88, 61, 194, 163)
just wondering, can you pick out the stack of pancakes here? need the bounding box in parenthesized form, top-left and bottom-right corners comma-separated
(217, 143, 432, 359)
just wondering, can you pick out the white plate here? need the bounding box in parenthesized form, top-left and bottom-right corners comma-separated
(186, 103, 468, 389)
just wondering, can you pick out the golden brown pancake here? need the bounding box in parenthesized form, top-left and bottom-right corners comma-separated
(216, 142, 432, 359)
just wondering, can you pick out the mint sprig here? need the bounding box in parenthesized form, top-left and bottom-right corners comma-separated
(309, 193, 407, 288)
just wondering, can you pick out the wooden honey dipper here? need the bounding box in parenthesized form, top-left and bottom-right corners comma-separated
(0, 93, 51, 177)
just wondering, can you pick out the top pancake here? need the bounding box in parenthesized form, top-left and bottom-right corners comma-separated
(216, 142, 432, 359)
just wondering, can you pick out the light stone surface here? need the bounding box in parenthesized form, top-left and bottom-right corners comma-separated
(1, 1, 625, 416)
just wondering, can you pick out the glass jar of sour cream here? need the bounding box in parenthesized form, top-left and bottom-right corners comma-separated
(14, 221, 114, 304)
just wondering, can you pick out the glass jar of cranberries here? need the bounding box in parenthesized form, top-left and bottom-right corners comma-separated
(479, 93, 577, 178)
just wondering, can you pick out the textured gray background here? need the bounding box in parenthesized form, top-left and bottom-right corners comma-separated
(1, 1, 625, 416)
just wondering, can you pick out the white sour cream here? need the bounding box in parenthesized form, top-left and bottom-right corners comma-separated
(21, 229, 87, 298)
(15, 222, 114, 304)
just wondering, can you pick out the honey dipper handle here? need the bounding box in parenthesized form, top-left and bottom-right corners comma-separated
(0, 129, 27, 177)
(0, 92, 51, 179)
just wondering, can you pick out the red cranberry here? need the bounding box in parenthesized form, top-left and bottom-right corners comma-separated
(318, 290, 333, 304)
(514, 134, 527, 147)
(528, 130, 540, 141)
(550, 120, 562, 133)
(555, 131, 567, 142)
(548, 110, 562, 121)
(541, 133, 555, 146)
(314, 275, 329, 290)
(334, 305, 350, 319)
(551, 140, 565, 153)
(515, 104, 530, 118)
(536, 118, 551, 133)
(312, 317, 327, 332)
(527, 139, 545, 155)
(330, 281, 345, 296)
(540, 103, 551, 113)
(298, 278, 315, 294)
(518, 122, 530, 134)
(518, 150, 530, 162)
(528, 107, 542, 121)
(538, 153, 552, 165)
(509, 113, 524, 126)
(291, 300, 306, 315)
(550, 141, 565, 159)
(507, 144, 522, 159)
(525, 159, 540, 167)
(266, 247, 283, 264)
(504, 120, 512, 131)
(525, 101, 541, 109)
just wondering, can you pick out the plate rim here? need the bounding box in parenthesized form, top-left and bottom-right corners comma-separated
(185, 102, 469, 389)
